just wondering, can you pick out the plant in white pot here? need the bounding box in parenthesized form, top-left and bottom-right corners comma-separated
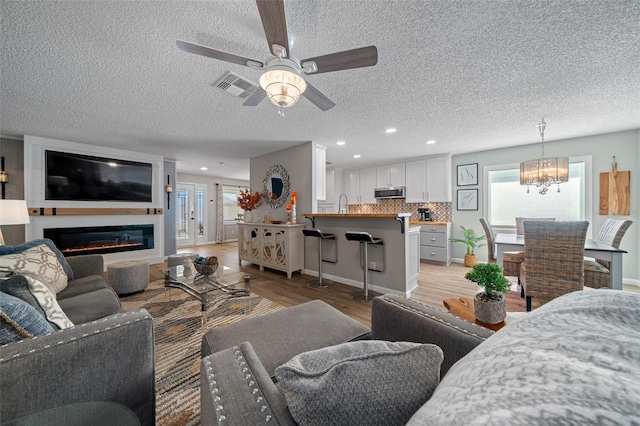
(464, 262, 511, 324)
(237, 189, 262, 222)
(449, 226, 486, 267)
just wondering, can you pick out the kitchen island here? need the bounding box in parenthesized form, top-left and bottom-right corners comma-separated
(302, 213, 420, 297)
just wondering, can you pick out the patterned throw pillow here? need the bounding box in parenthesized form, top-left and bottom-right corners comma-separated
(0, 243, 69, 293)
(0, 238, 74, 280)
(275, 340, 443, 426)
(0, 275, 74, 330)
(0, 291, 55, 345)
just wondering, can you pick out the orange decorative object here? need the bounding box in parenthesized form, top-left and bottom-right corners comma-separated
(286, 205, 292, 210)
(291, 191, 297, 204)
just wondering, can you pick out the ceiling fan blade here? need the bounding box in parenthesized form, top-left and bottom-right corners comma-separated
(256, 0, 289, 56)
(176, 40, 263, 68)
(302, 81, 336, 111)
(302, 46, 378, 74)
(243, 87, 267, 106)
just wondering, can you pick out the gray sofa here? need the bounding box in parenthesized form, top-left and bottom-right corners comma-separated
(0, 252, 155, 425)
(200, 290, 640, 425)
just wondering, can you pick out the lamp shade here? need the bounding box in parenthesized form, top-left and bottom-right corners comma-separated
(259, 67, 307, 108)
(0, 199, 30, 225)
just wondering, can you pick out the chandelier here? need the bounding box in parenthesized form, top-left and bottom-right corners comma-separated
(519, 119, 569, 195)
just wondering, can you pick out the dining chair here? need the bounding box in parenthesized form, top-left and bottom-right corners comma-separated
(584, 219, 633, 288)
(520, 220, 589, 311)
(515, 217, 556, 235)
(479, 218, 523, 285)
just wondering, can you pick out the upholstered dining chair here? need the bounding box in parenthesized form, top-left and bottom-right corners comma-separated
(515, 217, 556, 235)
(479, 218, 523, 285)
(520, 220, 589, 311)
(584, 219, 633, 289)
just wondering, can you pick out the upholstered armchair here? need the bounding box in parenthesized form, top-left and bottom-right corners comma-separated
(520, 221, 589, 311)
(584, 219, 633, 289)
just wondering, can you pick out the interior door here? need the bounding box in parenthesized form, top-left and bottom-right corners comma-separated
(176, 183, 207, 247)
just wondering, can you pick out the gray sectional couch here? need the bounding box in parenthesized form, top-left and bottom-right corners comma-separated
(200, 290, 640, 425)
(0, 245, 155, 425)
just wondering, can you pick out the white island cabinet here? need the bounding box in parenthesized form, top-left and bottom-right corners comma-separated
(238, 223, 305, 278)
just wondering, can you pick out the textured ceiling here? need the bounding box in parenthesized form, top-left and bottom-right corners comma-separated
(1, 0, 639, 181)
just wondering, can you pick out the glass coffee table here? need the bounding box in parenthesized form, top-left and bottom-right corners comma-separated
(162, 265, 251, 325)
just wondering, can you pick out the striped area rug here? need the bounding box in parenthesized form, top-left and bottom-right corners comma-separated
(120, 278, 284, 426)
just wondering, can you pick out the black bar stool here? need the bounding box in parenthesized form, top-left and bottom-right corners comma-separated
(345, 231, 383, 302)
(302, 229, 335, 288)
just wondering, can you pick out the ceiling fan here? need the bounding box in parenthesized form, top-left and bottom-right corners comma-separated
(176, 0, 378, 113)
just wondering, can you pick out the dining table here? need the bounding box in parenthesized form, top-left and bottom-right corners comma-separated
(495, 233, 627, 290)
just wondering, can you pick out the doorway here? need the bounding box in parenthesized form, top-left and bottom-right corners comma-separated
(176, 183, 207, 247)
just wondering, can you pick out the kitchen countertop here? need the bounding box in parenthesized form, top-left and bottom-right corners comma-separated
(409, 221, 451, 225)
(303, 213, 411, 218)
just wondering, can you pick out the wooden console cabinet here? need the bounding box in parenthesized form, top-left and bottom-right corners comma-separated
(237, 223, 305, 278)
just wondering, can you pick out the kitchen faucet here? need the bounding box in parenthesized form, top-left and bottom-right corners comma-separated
(338, 193, 349, 214)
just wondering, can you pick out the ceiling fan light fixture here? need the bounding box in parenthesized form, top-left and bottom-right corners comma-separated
(259, 65, 307, 108)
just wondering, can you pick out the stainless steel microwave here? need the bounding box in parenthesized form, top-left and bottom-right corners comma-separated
(374, 187, 406, 199)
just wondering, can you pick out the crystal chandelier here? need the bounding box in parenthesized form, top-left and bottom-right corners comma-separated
(519, 119, 569, 194)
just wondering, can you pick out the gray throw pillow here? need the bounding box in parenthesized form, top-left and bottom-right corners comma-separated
(275, 340, 443, 426)
(0, 291, 55, 344)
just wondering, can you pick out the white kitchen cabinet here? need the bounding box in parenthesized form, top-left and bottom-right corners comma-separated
(345, 167, 377, 204)
(315, 144, 327, 201)
(419, 223, 451, 265)
(405, 159, 427, 203)
(376, 163, 405, 188)
(319, 168, 335, 205)
(425, 155, 452, 202)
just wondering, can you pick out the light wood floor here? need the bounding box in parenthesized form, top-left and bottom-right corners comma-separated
(153, 242, 478, 328)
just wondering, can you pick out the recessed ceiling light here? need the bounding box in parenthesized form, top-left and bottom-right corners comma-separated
(385, 128, 397, 134)
(353, 154, 361, 158)
(200, 167, 208, 171)
(336, 141, 346, 146)
(426, 140, 437, 145)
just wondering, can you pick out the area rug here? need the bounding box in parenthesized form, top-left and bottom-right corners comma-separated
(120, 278, 284, 426)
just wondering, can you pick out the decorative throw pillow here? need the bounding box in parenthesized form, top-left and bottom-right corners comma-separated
(0, 291, 55, 345)
(0, 243, 69, 293)
(275, 340, 443, 426)
(0, 238, 74, 281)
(0, 274, 74, 330)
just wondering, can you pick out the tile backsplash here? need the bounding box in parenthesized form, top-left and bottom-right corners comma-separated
(348, 200, 452, 222)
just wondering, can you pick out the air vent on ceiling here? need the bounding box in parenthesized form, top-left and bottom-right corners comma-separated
(212, 71, 258, 99)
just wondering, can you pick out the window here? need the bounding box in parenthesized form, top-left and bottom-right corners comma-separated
(223, 187, 248, 221)
(485, 156, 592, 229)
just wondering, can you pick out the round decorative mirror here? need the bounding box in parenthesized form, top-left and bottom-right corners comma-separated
(263, 164, 290, 208)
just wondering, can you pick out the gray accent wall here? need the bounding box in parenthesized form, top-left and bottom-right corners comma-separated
(164, 160, 177, 256)
(0, 138, 25, 245)
(451, 129, 639, 282)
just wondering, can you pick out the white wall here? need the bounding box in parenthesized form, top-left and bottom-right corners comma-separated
(451, 129, 639, 281)
(24, 135, 166, 265)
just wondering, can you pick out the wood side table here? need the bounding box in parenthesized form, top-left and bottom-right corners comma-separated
(443, 297, 506, 331)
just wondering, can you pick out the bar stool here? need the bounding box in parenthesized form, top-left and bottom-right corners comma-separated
(302, 229, 335, 288)
(345, 231, 383, 302)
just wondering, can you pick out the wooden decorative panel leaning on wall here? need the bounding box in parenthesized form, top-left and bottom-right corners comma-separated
(600, 160, 630, 216)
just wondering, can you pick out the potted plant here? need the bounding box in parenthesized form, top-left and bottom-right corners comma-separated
(449, 226, 486, 267)
(237, 189, 262, 222)
(465, 262, 511, 324)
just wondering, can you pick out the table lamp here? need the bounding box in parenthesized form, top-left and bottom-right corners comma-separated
(0, 199, 30, 245)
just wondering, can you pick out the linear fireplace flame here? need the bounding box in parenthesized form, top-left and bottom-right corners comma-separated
(44, 224, 154, 256)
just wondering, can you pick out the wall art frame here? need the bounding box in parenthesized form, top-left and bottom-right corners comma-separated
(457, 189, 478, 211)
(457, 163, 478, 186)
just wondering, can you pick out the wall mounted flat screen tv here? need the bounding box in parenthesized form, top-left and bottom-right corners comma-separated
(45, 150, 153, 202)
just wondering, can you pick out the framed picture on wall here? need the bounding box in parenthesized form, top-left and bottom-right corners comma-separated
(457, 189, 478, 211)
(457, 163, 478, 186)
